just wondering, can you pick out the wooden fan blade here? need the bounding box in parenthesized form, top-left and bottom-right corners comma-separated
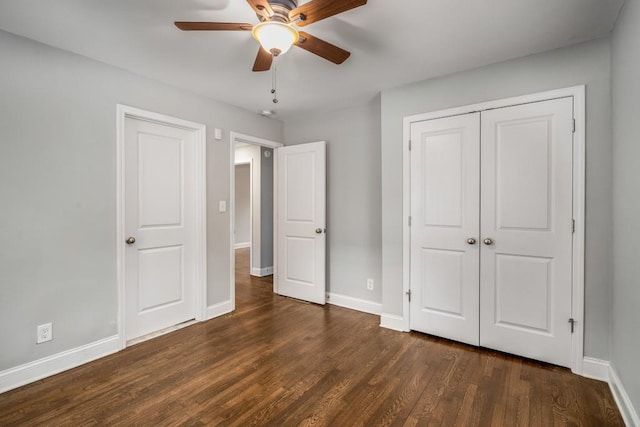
(175, 22, 253, 31)
(289, 0, 367, 27)
(295, 32, 351, 64)
(252, 47, 273, 72)
(247, 0, 274, 18)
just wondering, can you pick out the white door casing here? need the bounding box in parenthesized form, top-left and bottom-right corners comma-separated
(275, 141, 326, 305)
(480, 98, 574, 367)
(117, 105, 207, 346)
(409, 113, 481, 346)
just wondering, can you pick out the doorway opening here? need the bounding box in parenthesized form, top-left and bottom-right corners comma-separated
(229, 133, 283, 309)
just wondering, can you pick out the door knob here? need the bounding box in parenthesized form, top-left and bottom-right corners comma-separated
(466, 238, 477, 245)
(126, 237, 136, 245)
(315, 228, 323, 234)
(483, 238, 494, 246)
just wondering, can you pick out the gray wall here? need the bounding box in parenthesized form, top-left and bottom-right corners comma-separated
(234, 164, 251, 246)
(0, 30, 283, 370)
(381, 38, 612, 360)
(611, 0, 640, 413)
(260, 147, 274, 269)
(285, 99, 382, 303)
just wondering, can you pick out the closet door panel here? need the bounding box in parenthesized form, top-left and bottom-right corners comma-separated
(480, 97, 574, 368)
(409, 113, 480, 346)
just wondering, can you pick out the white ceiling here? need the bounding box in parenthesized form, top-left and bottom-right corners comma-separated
(0, 0, 624, 121)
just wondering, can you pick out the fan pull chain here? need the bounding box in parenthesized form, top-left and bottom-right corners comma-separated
(271, 62, 278, 104)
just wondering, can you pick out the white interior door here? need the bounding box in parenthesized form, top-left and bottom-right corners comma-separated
(124, 117, 196, 341)
(409, 113, 480, 346)
(480, 98, 574, 367)
(275, 141, 326, 304)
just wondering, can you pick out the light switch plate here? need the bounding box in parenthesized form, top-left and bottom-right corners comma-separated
(219, 200, 227, 212)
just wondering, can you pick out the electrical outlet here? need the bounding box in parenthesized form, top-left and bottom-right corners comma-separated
(37, 323, 52, 344)
(367, 279, 374, 291)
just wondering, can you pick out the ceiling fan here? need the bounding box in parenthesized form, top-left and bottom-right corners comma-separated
(175, 0, 368, 72)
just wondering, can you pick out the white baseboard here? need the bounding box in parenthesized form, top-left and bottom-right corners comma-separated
(234, 242, 250, 249)
(206, 300, 234, 320)
(609, 365, 640, 427)
(251, 266, 273, 277)
(327, 293, 382, 315)
(582, 357, 610, 382)
(0, 335, 120, 394)
(380, 313, 407, 332)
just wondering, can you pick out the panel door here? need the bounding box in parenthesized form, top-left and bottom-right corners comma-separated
(276, 141, 326, 305)
(480, 98, 574, 367)
(124, 118, 196, 341)
(409, 113, 481, 346)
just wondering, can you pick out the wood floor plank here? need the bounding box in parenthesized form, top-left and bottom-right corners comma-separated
(0, 248, 624, 426)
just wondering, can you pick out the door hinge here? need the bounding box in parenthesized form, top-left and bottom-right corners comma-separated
(406, 289, 412, 302)
(572, 219, 576, 233)
(572, 118, 576, 133)
(408, 140, 412, 151)
(568, 318, 575, 333)
(408, 216, 412, 227)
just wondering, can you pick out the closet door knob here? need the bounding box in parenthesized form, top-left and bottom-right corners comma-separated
(466, 238, 477, 245)
(126, 237, 136, 245)
(483, 238, 494, 246)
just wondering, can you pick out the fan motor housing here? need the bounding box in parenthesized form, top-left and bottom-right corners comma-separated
(259, 0, 298, 23)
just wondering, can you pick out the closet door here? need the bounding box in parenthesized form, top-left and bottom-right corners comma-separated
(479, 98, 574, 367)
(409, 113, 480, 346)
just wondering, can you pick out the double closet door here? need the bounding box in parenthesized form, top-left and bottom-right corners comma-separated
(409, 97, 574, 368)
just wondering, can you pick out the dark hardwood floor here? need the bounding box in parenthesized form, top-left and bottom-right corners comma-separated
(0, 248, 623, 426)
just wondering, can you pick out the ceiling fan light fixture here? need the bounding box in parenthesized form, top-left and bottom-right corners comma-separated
(252, 22, 299, 56)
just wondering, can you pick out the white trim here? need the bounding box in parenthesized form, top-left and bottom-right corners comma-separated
(403, 86, 587, 124)
(206, 300, 234, 320)
(230, 132, 283, 308)
(401, 86, 586, 373)
(402, 106, 412, 332)
(234, 242, 251, 249)
(273, 147, 279, 294)
(580, 358, 640, 426)
(251, 266, 274, 277)
(609, 365, 640, 427)
(571, 87, 587, 375)
(582, 357, 610, 382)
(0, 336, 120, 394)
(116, 105, 207, 349)
(380, 314, 407, 332)
(232, 132, 284, 149)
(328, 293, 382, 315)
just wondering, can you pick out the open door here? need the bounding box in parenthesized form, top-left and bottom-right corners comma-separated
(275, 141, 326, 304)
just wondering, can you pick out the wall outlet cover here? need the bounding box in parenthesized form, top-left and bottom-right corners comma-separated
(37, 323, 52, 344)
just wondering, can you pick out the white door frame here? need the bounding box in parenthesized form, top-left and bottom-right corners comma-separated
(116, 105, 207, 349)
(401, 86, 586, 374)
(229, 132, 283, 308)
